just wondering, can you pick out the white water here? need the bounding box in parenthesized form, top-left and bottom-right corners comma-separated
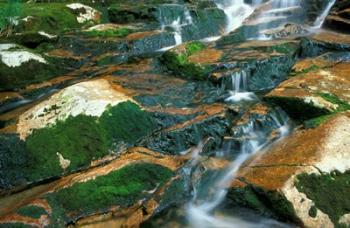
(215, 0, 254, 33)
(312, 0, 336, 29)
(186, 104, 291, 228)
(225, 70, 257, 103)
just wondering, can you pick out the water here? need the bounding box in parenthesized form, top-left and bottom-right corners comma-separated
(225, 70, 257, 103)
(312, 0, 336, 29)
(186, 104, 291, 228)
(158, 4, 193, 47)
(215, 0, 254, 33)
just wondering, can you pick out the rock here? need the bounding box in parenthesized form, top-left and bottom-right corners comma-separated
(0, 79, 159, 191)
(0, 147, 192, 227)
(215, 39, 300, 91)
(324, 0, 350, 33)
(264, 58, 350, 121)
(0, 44, 60, 90)
(66, 3, 101, 24)
(300, 31, 350, 58)
(228, 113, 350, 227)
(141, 104, 232, 155)
(160, 41, 220, 80)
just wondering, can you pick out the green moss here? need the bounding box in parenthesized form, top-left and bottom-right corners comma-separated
(303, 114, 333, 129)
(16, 205, 47, 219)
(45, 163, 173, 216)
(83, 27, 131, 38)
(185, 41, 206, 56)
(15, 3, 82, 34)
(296, 171, 350, 225)
(318, 92, 350, 112)
(25, 114, 110, 181)
(228, 184, 298, 222)
(24, 101, 156, 183)
(161, 41, 212, 80)
(290, 64, 320, 77)
(100, 101, 156, 144)
(265, 42, 299, 55)
(309, 205, 317, 218)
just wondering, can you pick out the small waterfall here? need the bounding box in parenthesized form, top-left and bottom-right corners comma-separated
(158, 4, 193, 48)
(186, 107, 291, 228)
(225, 70, 257, 103)
(312, 0, 336, 29)
(214, 0, 254, 33)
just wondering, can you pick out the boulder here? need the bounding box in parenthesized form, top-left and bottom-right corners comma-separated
(228, 113, 350, 227)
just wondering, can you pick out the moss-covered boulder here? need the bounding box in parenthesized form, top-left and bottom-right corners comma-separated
(0, 43, 61, 90)
(228, 113, 350, 227)
(264, 59, 350, 122)
(0, 148, 190, 227)
(0, 79, 158, 190)
(160, 41, 220, 80)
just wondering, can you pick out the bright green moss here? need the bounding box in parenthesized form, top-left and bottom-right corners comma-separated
(185, 41, 206, 56)
(83, 27, 131, 38)
(296, 171, 350, 225)
(24, 101, 156, 183)
(25, 114, 110, 181)
(303, 114, 333, 129)
(100, 101, 156, 144)
(16, 3, 81, 33)
(318, 92, 350, 112)
(161, 41, 212, 80)
(16, 205, 47, 219)
(45, 163, 173, 215)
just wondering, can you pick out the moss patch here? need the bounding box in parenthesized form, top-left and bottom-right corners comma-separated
(45, 163, 173, 217)
(296, 171, 350, 225)
(16, 205, 48, 219)
(24, 101, 156, 182)
(14, 3, 82, 34)
(25, 114, 110, 181)
(83, 27, 131, 38)
(161, 41, 212, 80)
(318, 92, 350, 112)
(100, 101, 157, 144)
(303, 114, 334, 129)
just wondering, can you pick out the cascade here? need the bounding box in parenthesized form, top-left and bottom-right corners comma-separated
(214, 0, 254, 33)
(186, 106, 291, 228)
(225, 70, 257, 103)
(158, 4, 193, 47)
(312, 0, 336, 28)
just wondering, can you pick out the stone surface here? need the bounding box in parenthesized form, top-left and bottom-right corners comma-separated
(229, 113, 350, 227)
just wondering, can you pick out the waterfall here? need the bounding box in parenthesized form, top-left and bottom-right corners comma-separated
(214, 0, 254, 33)
(225, 70, 257, 103)
(186, 107, 291, 228)
(312, 0, 336, 29)
(158, 4, 194, 48)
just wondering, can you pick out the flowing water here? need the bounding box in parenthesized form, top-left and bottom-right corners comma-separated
(184, 68, 292, 228)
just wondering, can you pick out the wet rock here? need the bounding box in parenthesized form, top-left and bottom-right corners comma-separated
(228, 113, 350, 227)
(300, 31, 350, 57)
(0, 44, 63, 91)
(0, 148, 191, 227)
(213, 39, 300, 91)
(0, 79, 160, 191)
(324, 0, 350, 33)
(141, 104, 232, 155)
(264, 59, 350, 121)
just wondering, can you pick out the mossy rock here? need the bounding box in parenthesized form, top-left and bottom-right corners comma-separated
(24, 101, 157, 182)
(160, 41, 213, 80)
(296, 171, 350, 226)
(108, 3, 157, 24)
(16, 205, 48, 219)
(45, 162, 173, 224)
(0, 46, 62, 90)
(83, 27, 132, 38)
(12, 3, 83, 34)
(228, 184, 299, 223)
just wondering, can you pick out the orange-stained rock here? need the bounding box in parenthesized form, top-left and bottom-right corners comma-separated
(229, 113, 350, 227)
